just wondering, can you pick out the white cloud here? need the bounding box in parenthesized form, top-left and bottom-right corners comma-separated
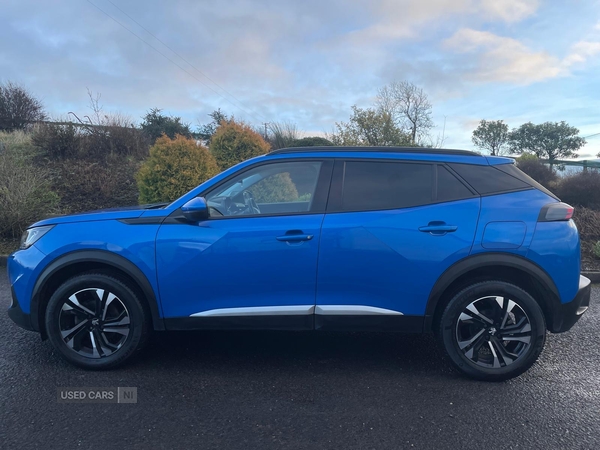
(444, 29, 563, 84)
(478, 0, 540, 23)
(340, 0, 538, 46)
(564, 41, 600, 66)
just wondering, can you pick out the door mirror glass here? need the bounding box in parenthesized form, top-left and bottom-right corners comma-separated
(181, 197, 209, 222)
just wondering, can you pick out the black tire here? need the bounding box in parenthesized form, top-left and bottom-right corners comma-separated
(45, 273, 150, 369)
(438, 281, 546, 381)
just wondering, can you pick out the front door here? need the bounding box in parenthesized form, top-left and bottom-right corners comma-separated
(156, 159, 332, 329)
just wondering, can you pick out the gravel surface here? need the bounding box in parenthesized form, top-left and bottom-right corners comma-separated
(1, 274, 598, 449)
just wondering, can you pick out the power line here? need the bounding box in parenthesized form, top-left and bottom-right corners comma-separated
(85, 0, 266, 123)
(583, 132, 600, 139)
(104, 0, 267, 123)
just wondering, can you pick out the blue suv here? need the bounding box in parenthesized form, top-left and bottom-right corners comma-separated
(7, 147, 591, 380)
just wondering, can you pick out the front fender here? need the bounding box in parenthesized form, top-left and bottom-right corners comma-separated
(30, 250, 164, 334)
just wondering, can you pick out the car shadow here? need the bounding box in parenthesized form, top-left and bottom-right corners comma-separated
(129, 329, 456, 378)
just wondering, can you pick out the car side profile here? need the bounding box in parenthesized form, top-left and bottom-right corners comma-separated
(7, 147, 591, 380)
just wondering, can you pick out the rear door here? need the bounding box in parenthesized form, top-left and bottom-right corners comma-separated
(315, 159, 480, 330)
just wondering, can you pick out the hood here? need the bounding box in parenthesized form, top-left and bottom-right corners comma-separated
(30, 202, 169, 227)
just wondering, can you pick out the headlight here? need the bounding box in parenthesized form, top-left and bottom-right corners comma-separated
(20, 225, 54, 250)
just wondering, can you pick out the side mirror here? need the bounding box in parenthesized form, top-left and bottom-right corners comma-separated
(181, 197, 209, 222)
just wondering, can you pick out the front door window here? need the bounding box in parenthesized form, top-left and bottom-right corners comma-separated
(205, 161, 323, 217)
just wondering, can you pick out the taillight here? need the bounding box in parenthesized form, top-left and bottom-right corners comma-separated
(538, 202, 574, 222)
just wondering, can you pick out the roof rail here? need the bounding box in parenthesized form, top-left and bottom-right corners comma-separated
(269, 146, 481, 156)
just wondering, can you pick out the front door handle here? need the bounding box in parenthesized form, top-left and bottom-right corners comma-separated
(419, 221, 458, 235)
(276, 233, 314, 242)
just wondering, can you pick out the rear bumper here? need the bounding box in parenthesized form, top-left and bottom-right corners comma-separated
(7, 286, 34, 332)
(549, 275, 591, 333)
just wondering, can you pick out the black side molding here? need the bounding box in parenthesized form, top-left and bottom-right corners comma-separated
(315, 315, 424, 332)
(164, 314, 425, 333)
(165, 315, 314, 331)
(119, 217, 166, 225)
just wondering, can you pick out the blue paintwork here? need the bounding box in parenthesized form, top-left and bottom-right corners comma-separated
(32, 208, 145, 227)
(470, 190, 553, 258)
(6, 148, 583, 330)
(485, 156, 515, 165)
(527, 220, 581, 304)
(9, 220, 161, 315)
(482, 222, 527, 249)
(7, 244, 46, 314)
(155, 215, 324, 317)
(316, 198, 480, 315)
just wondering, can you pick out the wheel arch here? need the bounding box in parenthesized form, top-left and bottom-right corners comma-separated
(31, 250, 164, 338)
(424, 252, 561, 333)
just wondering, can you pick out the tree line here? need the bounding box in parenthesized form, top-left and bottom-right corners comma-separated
(1, 80, 595, 162)
(471, 119, 588, 161)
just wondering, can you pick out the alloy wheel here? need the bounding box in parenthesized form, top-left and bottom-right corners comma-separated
(58, 288, 131, 358)
(455, 295, 532, 368)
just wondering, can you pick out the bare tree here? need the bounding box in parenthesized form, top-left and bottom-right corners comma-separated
(329, 106, 411, 147)
(376, 81, 434, 145)
(0, 81, 47, 131)
(86, 88, 104, 125)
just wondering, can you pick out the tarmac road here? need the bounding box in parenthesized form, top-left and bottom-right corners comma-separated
(1, 273, 598, 449)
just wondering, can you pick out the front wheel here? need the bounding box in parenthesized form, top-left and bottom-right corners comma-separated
(439, 281, 546, 381)
(45, 273, 150, 369)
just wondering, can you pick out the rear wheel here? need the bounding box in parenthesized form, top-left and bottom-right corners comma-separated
(439, 281, 546, 381)
(45, 273, 150, 369)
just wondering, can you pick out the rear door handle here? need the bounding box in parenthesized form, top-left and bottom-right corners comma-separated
(419, 222, 458, 235)
(276, 233, 314, 242)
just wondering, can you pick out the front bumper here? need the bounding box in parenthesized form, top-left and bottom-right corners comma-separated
(549, 275, 591, 333)
(7, 285, 34, 332)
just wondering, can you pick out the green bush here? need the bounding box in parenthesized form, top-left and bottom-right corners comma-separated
(516, 154, 557, 188)
(32, 120, 149, 161)
(0, 81, 46, 131)
(140, 108, 192, 144)
(594, 241, 600, 259)
(83, 119, 149, 160)
(31, 122, 81, 159)
(210, 120, 270, 170)
(47, 156, 142, 213)
(0, 132, 59, 238)
(0, 130, 38, 157)
(137, 135, 219, 204)
(289, 136, 334, 147)
(555, 170, 600, 210)
(249, 173, 299, 203)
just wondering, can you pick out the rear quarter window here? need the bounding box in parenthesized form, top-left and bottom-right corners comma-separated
(494, 163, 559, 200)
(448, 163, 531, 195)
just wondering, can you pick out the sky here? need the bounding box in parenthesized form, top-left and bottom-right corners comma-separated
(1, 0, 600, 158)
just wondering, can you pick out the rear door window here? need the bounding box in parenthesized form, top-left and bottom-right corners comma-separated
(437, 166, 475, 202)
(339, 161, 433, 211)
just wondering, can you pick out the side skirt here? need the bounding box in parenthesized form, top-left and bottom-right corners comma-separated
(164, 315, 314, 331)
(163, 315, 425, 332)
(315, 315, 424, 332)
